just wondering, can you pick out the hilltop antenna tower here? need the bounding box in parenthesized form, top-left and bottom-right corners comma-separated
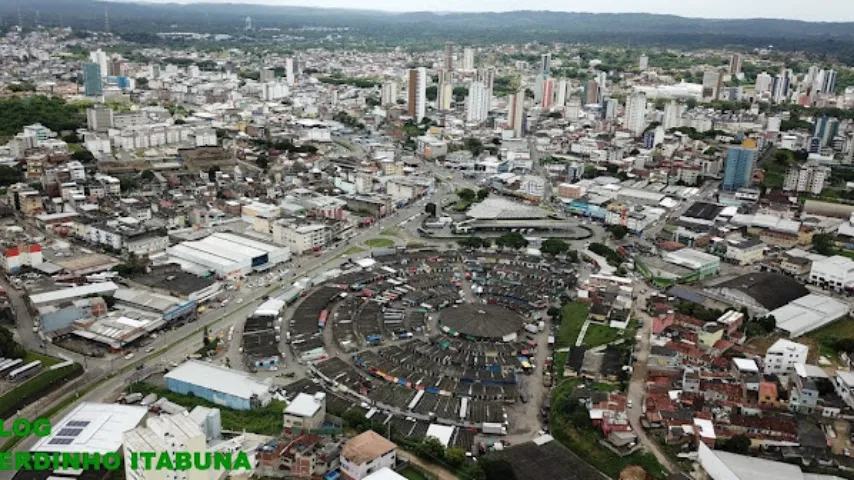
(104, 7, 109, 33)
(17, 6, 22, 28)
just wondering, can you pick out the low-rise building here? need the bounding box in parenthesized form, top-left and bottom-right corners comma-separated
(273, 221, 332, 254)
(763, 339, 808, 376)
(340, 430, 398, 480)
(282, 392, 326, 431)
(809, 254, 854, 291)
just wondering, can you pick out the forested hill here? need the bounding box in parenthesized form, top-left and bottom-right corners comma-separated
(5, 1, 854, 61)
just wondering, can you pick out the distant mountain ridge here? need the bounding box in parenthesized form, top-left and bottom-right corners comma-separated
(6, 0, 854, 60)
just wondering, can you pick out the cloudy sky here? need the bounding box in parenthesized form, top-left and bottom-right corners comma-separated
(131, 0, 854, 22)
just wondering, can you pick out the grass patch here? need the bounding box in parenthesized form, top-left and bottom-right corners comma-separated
(804, 317, 854, 364)
(0, 363, 83, 419)
(365, 238, 396, 248)
(399, 466, 428, 480)
(343, 246, 365, 256)
(23, 351, 61, 368)
(582, 324, 621, 348)
(407, 242, 425, 249)
(380, 227, 401, 237)
(128, 382, 287, 435)
(452, 200, 472, 212)
(551, 379, 669, 479)
(554, 302, 590, 375)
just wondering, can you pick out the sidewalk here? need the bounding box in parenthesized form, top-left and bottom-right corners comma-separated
(403, 453, 459, 480)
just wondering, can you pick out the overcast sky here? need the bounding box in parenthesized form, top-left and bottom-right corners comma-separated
(130, 0, 854, 22)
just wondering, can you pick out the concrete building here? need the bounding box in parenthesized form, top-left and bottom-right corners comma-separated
(768, 293, 850, 338)
(83, 63, 103, 96)
(662, 248, 720, 279)
(407, 68, 427, 122)
(165, 360, 272, 410)
(763, 339, 808, 376)
(809, 255, 854, 291)
(123, 414, 209, 480)
(722, 144, 757, 192)
(381, 82, 398, 106)
(340, 431, 398, 480)
(272, 222, 331, 254)
(702, 70, 721, 100)
(509, 90, 525, 138)
(466, 81, 490, 123)
(283, 392, 326, 431)
(783, 163, 829, 195)
(166, 232, 290, 279)
(624, 92, 647, 137)
(462, 47, 475, 71)
(31, 402, 148, 456)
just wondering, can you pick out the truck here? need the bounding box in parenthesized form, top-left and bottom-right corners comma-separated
(524, 324, 538, 334)
(122, 393, 143, 404)
(537, 321, 545, 332)
(482, 422, 507, 435)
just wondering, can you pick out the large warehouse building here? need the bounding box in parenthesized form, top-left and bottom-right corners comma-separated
(165, 360, 273, 410)
(166, 232, 290, 279)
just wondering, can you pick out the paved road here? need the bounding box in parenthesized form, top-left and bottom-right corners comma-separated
(626, 285, 678, 474)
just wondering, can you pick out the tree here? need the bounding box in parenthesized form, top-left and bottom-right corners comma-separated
(718, 434, 751, 455)
(459, 462, 486, 480)
(425, 85, 438, 101)
(71, 150, 95, 163)
(541, 238, 569, 256)
(62, 133, 81, 144)
(547, 306, 561, 318)
(0, 326, 25, 359)
(140, 170, 155, 181)
(425, 202, 437, 217)
(813, 233, 835, 255)
(174, 118, 186, 125)
(256, 154, 269, 170)
(457, 188, 476, 202)
(496, 232, 529, 250)
(203, 326, 210, 346)
(458, 237, 487, 249)
(477, 188, 490, 201)
(0, 165, 23, 187)
(207, 165, 220, 182)
(608, 225, 629, 240)
(444, 447, 466, 467)
(464, 137, 484, 156)
(419, 436, 447, 461)
(480, 459, 517, 480)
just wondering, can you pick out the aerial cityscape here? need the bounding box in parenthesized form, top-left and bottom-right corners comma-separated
(3, 1, 854, 480)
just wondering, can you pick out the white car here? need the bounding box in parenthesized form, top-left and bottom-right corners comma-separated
(146, 347, 154, 353)
(237, 298, 243, 304)
(125, 353, 134, 360)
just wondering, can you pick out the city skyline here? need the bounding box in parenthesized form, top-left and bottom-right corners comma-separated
(127, 0, 854, 22)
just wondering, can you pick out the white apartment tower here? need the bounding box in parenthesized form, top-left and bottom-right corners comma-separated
(509, 89, 525, 138)
(755, 72, 773, 95)
(462, 48, 475, 71)
(407, 67, 427, 122)
(783, 163, 830, 195)
(89, 49, 108, 79)
(663, 101, 682, 130)
(638, 54, 649, 71)
(466, 81, 490, 123)
(556, 79, 568, 108)
(285, 57, 295, 86)
(624, 92, 647, 137)
(381, 82, 398, 106)
(436, 69, 453, 111)
(730, 53, 742, 75)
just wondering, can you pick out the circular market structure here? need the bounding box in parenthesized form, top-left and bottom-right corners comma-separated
(438, 303, 526, 341)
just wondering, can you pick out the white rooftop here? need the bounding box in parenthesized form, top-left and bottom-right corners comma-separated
(29, 282, 119, 306)
(31, 402, 147, 454)
(425, 423, 455, 448)
(698, 442, 840, 480)
(165, 360, 271, 401)
(768, 294, 850, 338)
(284, 392, 324, 418)
(732, 358, 759, 373)
(363, 467, 407, 480)
(466, 197, 548, 220)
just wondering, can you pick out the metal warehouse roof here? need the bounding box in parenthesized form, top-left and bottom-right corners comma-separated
(30, 402, 147, 454)
(29, 282, 119, 306)
(769, 293, 850, 338)
(165, 360, 271, 400)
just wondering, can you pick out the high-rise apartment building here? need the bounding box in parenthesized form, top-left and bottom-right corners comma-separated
(285, 57, 295, 86)
(476, 67, 495, 96)
(729, 53, 742, 75)
(584, 80, 599, 105)
(89, 49, 108, 79)
(755, 72, 773, 94)
(436, 69, 453, 111)
(556, 79, 568, 108)
(771, 69, 792, 104)
(83, 63, 103, 96)
(444, 42, 453, 70)
(108, 58, 123, 77)
(381, 81, 398, 106)
(784, 163, 829, 195)
(822, 69, 838, 94)
(663, 101, 682, 130)
(540, 53, 551, 74)
(722, 143, 757, 191)
(814, 116, 840, 147)
(462, 48, 475, 71)
(407, 68, 427, 122)
(542, 78, 555, 109)
(533, 73, 547, 103)
(509, 90, 525, 138)
(260, 67, 275, 83)
(702, 70, 721, 100)
(624, 92, 647, 137)
(638, 54, 649, 71)
(466, 81, 490, 123)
